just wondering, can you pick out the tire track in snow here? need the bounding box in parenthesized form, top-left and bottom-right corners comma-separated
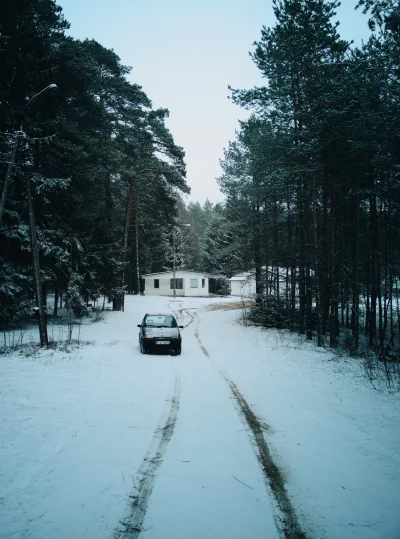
(168, 303, 196, 329)
(220, 373, 306, 539)
(114, 376, 181, 539)
(193, 316, 307, 539)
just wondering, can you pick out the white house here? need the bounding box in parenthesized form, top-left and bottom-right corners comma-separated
(229, 272, 256, 297)
(142, 270, 210, 297)
(229, 267, 297, 297)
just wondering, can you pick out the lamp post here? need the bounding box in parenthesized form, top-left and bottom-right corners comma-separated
(25, 84, 58, 108)
(172, 223, 191, 299)
(24, 84, 58, 347)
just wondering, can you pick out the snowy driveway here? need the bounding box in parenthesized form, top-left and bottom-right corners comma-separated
(1, 295, 399, 539)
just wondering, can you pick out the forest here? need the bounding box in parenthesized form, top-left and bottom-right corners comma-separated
(212, 0, 400, 365)
(0, 0, 191, 345)
(1, 0, 400, 367)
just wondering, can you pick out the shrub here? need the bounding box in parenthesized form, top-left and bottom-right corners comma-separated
(64, 274, 88, 318)
(249, 296, 294, 329)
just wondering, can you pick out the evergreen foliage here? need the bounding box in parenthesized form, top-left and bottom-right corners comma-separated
(222, 0, 400, 356)
(0, 1, 189, 329)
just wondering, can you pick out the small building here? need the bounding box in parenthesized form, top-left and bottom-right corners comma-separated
(229, 272, 256, 297)
(229, 266, 302, 297)
(142, 270, 210, 297)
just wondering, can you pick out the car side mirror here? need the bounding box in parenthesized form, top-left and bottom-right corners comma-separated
(137, 324, 142, 327)
(179, 325, 184, 329)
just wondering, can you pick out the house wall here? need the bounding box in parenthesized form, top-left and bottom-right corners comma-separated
(230, 281, 242, 296)
(143, 271, 209, 297)
(230, 278, 256, 297)
(144, 277, 184, 296)
(183, 274, 209, 297)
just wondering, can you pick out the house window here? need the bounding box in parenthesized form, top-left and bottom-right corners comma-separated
(190, 278, 198, 288)
(202, 279, 205, 288)
(170, 278, 183, 290)
(154, 279, 159, 289)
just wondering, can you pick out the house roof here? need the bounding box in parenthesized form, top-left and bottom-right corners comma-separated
(142, 270, 208, 277)
(230, 266, 315, 281)
(229, 272, 254, 281)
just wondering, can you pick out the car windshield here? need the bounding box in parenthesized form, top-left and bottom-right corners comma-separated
(145, 315, 177, 328)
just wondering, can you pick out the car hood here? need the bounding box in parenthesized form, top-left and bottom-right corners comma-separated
(144, 327, 180, 338)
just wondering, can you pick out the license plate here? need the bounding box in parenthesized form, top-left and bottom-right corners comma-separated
(156, 340, 170, 345)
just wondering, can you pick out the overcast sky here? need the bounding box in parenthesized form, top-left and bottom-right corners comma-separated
(57, 0, 372, 205)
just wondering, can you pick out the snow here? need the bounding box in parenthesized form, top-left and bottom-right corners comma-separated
(1, 295, 399, 539)
(199, 309, 400, 539)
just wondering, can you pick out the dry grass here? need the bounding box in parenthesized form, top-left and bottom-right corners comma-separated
(208, 301, 252, 312)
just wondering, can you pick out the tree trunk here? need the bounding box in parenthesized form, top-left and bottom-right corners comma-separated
(273, 193, 279, 300)
(369, 194, 378, 348)
(351, 172, 360, 349)
(312, 162, 322, 346)
(105, 174, 113, 227)
(134, 184, 140, 295)
(330, 181, 337, 347)
(304, 187, 312, 340)
(121, 178, 135, 310)
(298, 192, 306, 335)
(254, 203, 262, 304)
(54, 281, 59, 317)
(321, 171, 330, 337)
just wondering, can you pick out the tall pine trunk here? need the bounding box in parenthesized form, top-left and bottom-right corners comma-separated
(134, 184, 140, 295)
(312, 161, 322, 346)
(121, 179, 135, 310)
(254, 203, 262, 304)
(369, 193, 378, 348)
(351, 172, 360, 349)
(54, 281, 59, 317)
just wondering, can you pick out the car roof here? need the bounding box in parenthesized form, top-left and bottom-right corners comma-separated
(145, 313, 176, 317)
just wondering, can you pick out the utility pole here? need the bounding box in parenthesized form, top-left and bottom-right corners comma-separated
(22, 84, 57, 346)
(26, 147, 48, 346)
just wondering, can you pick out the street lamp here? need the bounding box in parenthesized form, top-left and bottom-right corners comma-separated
(172, 223, 191, 299)
(25, 84, 58, 108)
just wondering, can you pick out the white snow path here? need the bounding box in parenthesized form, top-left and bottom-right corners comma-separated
(1, 295, 399, 539)
(198, 307, 400, 539)
(139, 311, 279, 539)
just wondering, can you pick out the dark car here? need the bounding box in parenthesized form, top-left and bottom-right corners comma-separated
(138, 313, 183, 355)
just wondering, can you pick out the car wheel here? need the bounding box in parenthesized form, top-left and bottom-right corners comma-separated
(140, 341, 147, 354)
(175, 346, 181, 356)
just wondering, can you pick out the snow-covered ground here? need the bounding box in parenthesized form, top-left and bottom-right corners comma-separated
(0, 295, 399, 539)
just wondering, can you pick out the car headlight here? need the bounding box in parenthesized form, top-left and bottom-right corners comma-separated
(144, 333, 153, 338)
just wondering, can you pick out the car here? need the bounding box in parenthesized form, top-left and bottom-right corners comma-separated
(138, 313, 184, 355)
